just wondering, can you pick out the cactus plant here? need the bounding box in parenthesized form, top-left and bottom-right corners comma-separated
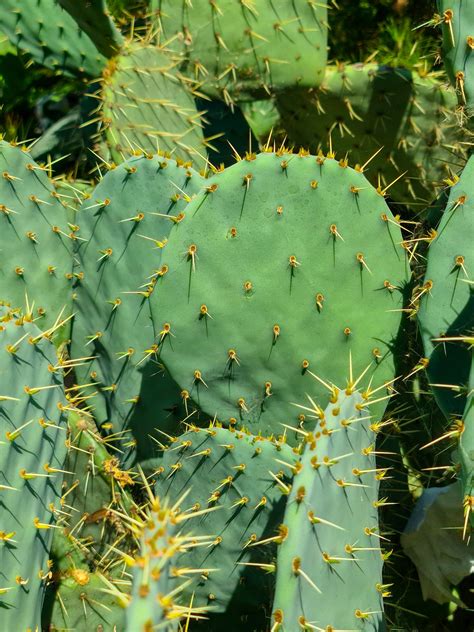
(144, 424, 299, 617)
(99, 41, 207, 166)
(273, 384, 388, 631)
(0, 3, 472, 630)
(418, 154, 474, 420)
(152, 150, 408, 439)
(151, 0, 328, 102)
(70, 153, 204, 462)
(438, 0, 474, 123)
(0, 306, 68, 630)
(0, 139, 75, 342)
(0, 0, 106, 77)
(270, 63, 467, 209)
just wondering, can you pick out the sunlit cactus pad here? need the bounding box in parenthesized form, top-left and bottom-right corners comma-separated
(153, 151, 408, 438)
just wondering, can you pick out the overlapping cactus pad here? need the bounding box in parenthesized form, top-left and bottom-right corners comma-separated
(1, 2, 473, 630)
(0, 0, 106, 77)
(273, 63, 468, 208)
(100, 42, 207, 165)
(0, 307, 68, 630)
(146, 425, 299, 616)
(153, 151, 409, 438)
(438, 0, 474, 122)
(418, 155, 474, 419)
(152, 0, 328, 101)
(71, 153, 204, 461)
(273, 388, 386, 631)
(0, 140, 74, 337)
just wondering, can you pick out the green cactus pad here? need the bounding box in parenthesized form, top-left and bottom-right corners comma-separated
(273, 389, 385, 631)
(58, 0, 123, 58)
(272, 63, 467, 209)
(48, 530, 127, 631)
(152, 0, 328, 102)
(438, 0, 474, 122)
(71, 153, 204, 462)
(418, 155, 474, 420)
(145, 425, 299, 615)
(100, 43, 207, 167)
(126, 494, 199, 631)
(0, 307, 68, 630)
(0, 140, 74, 340)
(0, 0, 106, 77)
(61, 410, 136, 549)
(152, 150, 408, 439)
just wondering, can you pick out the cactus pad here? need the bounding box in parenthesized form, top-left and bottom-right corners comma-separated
(0, 307, 68, 629)
(273, 63, 467, 208)
(438, 0, 474, 122)
(152, 0, 328, 102)
(0, 0, 106, 77)
(58, 0, 123, 58)
(153, 150, 408, 439)
(146, 425, 299, 615)
(273, 388, 386, 630)
(0, 140, 74, 339)
(71, 153, 205, 462)
(418, 155, 474, 419)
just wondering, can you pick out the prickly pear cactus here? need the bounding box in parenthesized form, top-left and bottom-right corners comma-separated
(58, 0, 123, 58)
(438, 0, 474, 122)
(153, 150, 408, 439)
(100, 42, 207, 166)
(272, 63, 467, 209)
(0, 307, 68, 630)
(48, 529, 127, 631)
(145, 425, 299, 616)
(0, 140, 74, 341)
(0, 0, 106, 77)
(240, 99, 281, 142)
(71, 153, 204, 462)
(273, 387, 387, 631)
(126, 491, 207, 631)
(61, 410, 136, 548)
(418, 155, 474, 419)
(152, 0, 328, 102)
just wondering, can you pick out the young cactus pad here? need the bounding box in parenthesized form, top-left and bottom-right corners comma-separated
(0, 0, 106, 77)
(273, 63, 467, 208)
(100, 43, 207, 166)
(273, 388, 386, 631)
(71, 154, 204, 461)
(126, 490, 212, 632)
(151, 0, 328, 102)
(152, 151, 409, 439)
(0, 140, 74, 337)
(438, 0, 474, 122)
(146, 425, 299, 615)
(0, 307, 68, 630)
(418, 155, 474, 420)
